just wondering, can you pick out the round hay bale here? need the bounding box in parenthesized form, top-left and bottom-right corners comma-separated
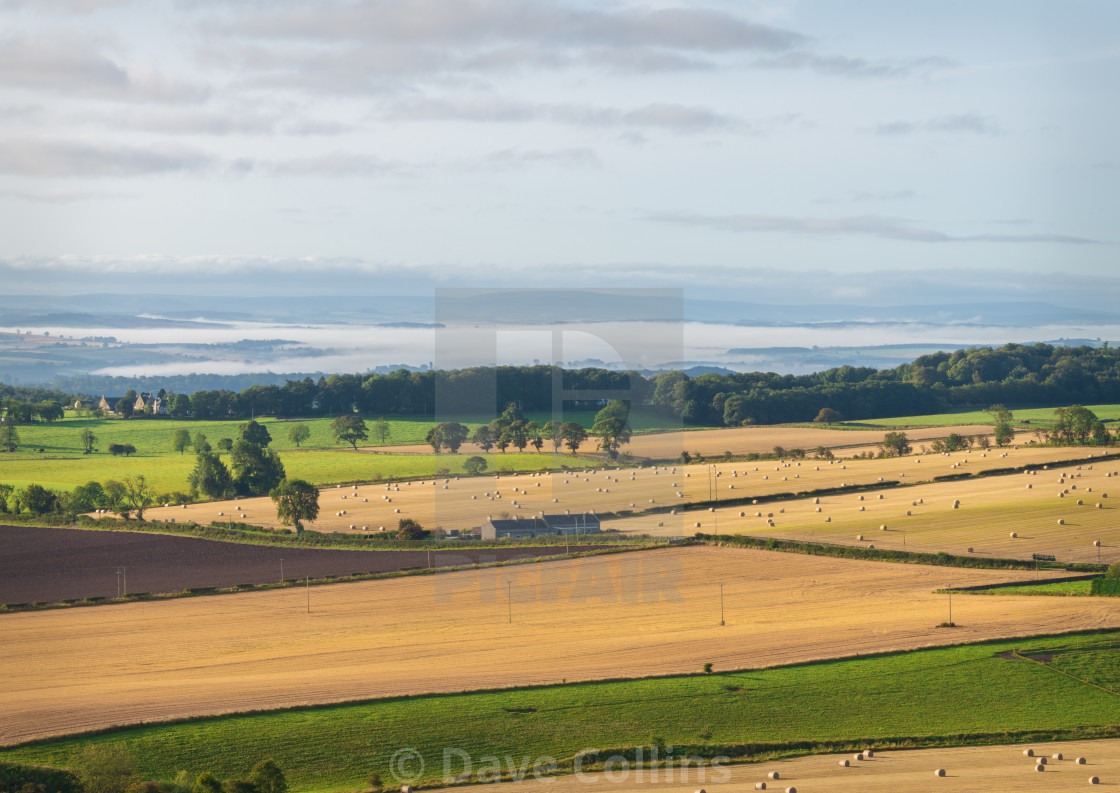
(349, 524, 355, 530)
(865, 749, 874, 757)
(753, 785, 766, 791)
(1053, 753, 1063, 760)
(880, 524, 887, 531)
(695, 522, 701, 528)
(825, 516, 831, 522)
(1094, 539, 1101, 546)
(856, 534, 863, 541)
(859, 495, 864, 501)
(217, 512, 224, 516)
(1027, 484, 1032, 489)
(814, 497, 819, 504)
(816, 506, 822, 512)
(878, 494, 884, 499)
(767, 771, 779, 780)
(1010, 532, 1018, 538)
(839, 759, 849, 767)
(906, 510, 912, 516)
(968, 547, 974, 553)
(1035, 764, 1045, 772)
(1090, 776, 1100, 784)
(934, 768, 945, 777)
(859, 506, 865, 511)
(1038, 757, 1047, 765)
(738, 511, 746, 517)
(1058, 519, 1065, 525)
(1023, 747, 1035, 757)
(1077, 757, 1087, 764)
(784, 788, 796, 793)
(854, 753, 863, 761)
(867, 544, 875, 549)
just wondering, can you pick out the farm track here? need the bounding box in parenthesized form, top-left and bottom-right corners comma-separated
(4, 545, 1117, 745)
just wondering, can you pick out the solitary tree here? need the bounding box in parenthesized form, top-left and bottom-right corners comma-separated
(238, 420, 273, 447)
(270, 479, 319, 536)
(79, 426, 96, 454)
(591, 416, 631, 459)
(814, 407, 842, 426)
(373, 417, 391, 445)
(2, 421, 18, 452)
(542, 420, 562, 452)
(123, 474, 155, 520)
(988, 404, 1015, 447)
(464, 455, 488, 475)
(560, 422, 588, 455)
(331, 414, 368, 450)
(194, 432, 211, 453)
(881, 431, 912, 457)
(172, 428, 192, 455)
(397, 517, 424, 541)
(287, 423, 310, 448)
(217, 437, 233, 452)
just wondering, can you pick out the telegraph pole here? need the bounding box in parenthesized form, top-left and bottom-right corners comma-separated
(719, 583, 725, 626)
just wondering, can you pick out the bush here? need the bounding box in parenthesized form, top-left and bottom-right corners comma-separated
(1107, 561, 1120, 579)
(1091, 578, 1120, 596)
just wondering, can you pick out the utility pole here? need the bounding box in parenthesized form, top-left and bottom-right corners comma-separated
(719, 583, 725, 626)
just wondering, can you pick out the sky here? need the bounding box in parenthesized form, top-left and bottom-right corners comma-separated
(1, 0, 1118, 308)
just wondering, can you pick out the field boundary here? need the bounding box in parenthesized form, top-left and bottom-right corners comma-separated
(697, 533, 1106, 573)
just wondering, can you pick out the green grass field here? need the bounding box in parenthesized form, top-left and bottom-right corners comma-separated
(964, 579, 1096, 596)
(853, 404, 1120, 428)
(3, 632, 1117, 792)
(0, 448, 593, 494)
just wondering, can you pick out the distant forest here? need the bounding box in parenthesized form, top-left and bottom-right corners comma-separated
(3, 342, 1120, 426)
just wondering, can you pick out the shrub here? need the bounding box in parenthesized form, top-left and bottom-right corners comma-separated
(1091, 578, 1120, 596)
(1107, 561, 1120, 579)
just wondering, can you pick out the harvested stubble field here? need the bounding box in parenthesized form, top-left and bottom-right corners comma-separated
(143, 443, 1110, 535)
(4, 545, 1118, 745)
(611, 455, 1120, 564)
(436, 740, 1120, 793)
(0, 525, 606, 603)
(386, 423, 1000, 460)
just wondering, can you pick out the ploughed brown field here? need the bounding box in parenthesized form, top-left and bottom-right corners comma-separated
(142, 442, 1109, 538)
(612, 454, 1120, 565)
(4, 545, 1117, 744)
(0, 525, 605, 603)
(432, 739, 1120, 793)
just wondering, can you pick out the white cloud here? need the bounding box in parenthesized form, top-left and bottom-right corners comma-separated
(649, 211, 1101, 245)
(0, 34, 209, 103)
(875, 114, 1002, 136)
(0, 138, 215, 177)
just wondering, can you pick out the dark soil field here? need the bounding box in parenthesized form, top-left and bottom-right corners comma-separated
(0, 525, 604, 603)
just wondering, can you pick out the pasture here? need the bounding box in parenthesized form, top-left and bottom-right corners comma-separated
(144, 442, 1112, 536)
(1, 632, 1118, 791)
(609, 454, 1120, 565)
(3, 545, 1117, 745)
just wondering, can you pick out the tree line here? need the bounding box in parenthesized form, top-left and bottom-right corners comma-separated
(4, 342, 1120, 427)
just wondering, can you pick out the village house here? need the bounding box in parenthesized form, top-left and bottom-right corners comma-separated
(481, 512, 600, 540)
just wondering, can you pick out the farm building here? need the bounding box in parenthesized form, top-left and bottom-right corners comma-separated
(482, 513, 600, 540)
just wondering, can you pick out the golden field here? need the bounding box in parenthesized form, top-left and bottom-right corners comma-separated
(612, 455, 1120, 564)
(141, 443, 1109, 536)
(434, 739, 1120, 793)
(4, 545, 1117, 745)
